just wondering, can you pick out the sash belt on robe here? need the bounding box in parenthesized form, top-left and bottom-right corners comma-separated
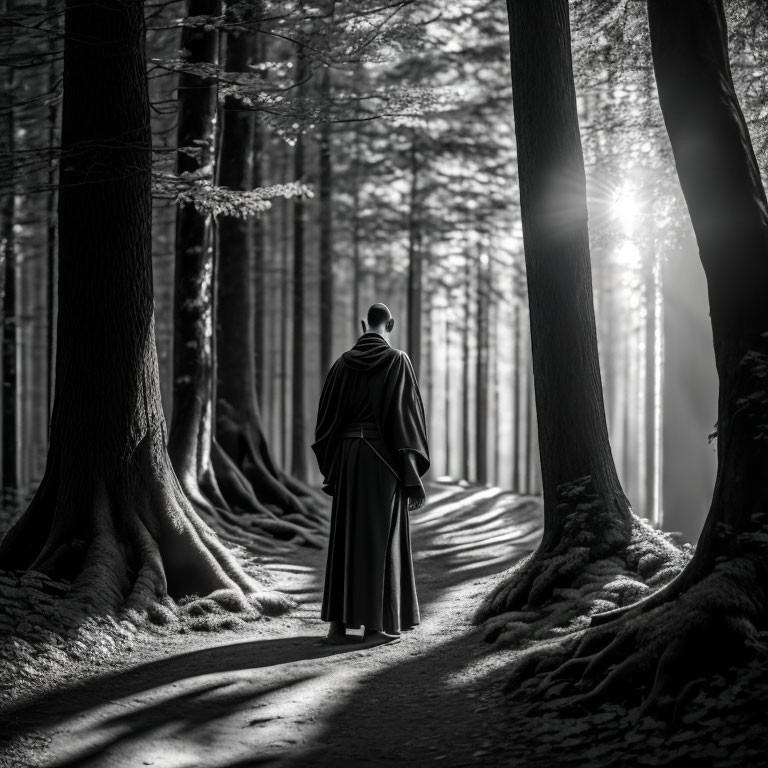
(339, 422, 401, 481)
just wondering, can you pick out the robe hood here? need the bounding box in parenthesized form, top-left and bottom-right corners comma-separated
(340, 333, 395, 372)
(313, 334, 430, 485)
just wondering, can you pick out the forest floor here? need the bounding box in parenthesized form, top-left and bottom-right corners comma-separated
(2, 482, 768, 767)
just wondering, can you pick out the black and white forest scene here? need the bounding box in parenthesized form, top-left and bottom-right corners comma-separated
(2, 0, 768, 765)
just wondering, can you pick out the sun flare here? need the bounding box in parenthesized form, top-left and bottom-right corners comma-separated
(611, 184, 640, 234)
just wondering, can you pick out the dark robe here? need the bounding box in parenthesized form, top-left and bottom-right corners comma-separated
(312, 332, 430, 634)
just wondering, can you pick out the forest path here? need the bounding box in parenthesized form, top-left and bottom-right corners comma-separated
(6, 483, 542, 768)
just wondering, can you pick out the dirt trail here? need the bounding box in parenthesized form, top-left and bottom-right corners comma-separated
(3, 484, 542, 768)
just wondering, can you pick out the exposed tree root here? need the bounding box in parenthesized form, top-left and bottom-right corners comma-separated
(2, 431, 291, 618)
(206, 442, 323, 548)
(170, 414, 324, 552)
(501, 552, 766, 719)
(216, 402, 329, 533)
(0, 430, 297, 707)
(475, 477, 689, 646)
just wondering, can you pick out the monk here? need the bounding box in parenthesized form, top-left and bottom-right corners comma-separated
(312, 303, 430, 644)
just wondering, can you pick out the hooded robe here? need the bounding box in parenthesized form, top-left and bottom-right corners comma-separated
(312, 332, 430, 634)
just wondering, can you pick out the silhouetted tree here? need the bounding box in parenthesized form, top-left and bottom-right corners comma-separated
(0, 0, 275, 614)
(167, 0, 226, 515)
(291, 49, 308, 482)
(532, 0, 768, 711)
(1, 38, 17, 504)
(216, 8, 324, 544)
(476, 0, 681, 635)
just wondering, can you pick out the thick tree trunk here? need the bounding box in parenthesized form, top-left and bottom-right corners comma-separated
(649, 0, 768, 571)
(0, 0, 280, 616)
(166, 0, 227, 516)
(524, 341, 534, 493)
(216, 17, 323, 543)
(508, 0, 628, 539)
(476, 0, 682, 632)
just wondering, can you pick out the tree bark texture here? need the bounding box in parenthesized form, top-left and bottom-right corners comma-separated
(444, 314, 451, 475)
(475, 250, 489, 485)
(291, 52, 307, 482)
(216, 15, 324, 542)
(1, 53, 18, 503)
(506, 0, 629, 544)
(351, 127, 362, 333)
(406, 142, 422, 378)
(167, 0, 229, 516)
(649, 0, 768, 581)
(46, 8, 60, 426)
(318, 67, 334, 377)
(512, 301, 521, 491)
(474, 0, 689, 630)
(252, 21, 265, 405)
(279, 141, 290, 468)
(0, 0, 263, 611)
(461, 252, 471, 481)
(505, 0, 768, 711)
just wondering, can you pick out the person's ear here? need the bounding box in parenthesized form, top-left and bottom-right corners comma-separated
(386, 318, 395, 332)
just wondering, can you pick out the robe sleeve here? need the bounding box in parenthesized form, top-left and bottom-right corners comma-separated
(402, 451, 426, 500)
(311, 359, 346, 493)
(370, 350, 430, 480)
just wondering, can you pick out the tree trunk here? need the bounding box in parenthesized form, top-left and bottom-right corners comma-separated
(46, 20, 59, 427)
(253, 98, 265, 406)
(643, 70, 663, 528)
(424, 249, 433, 419)
(166, 0, 228, 517)
(406, 142, 422, 378)
(476, 0, 681, 631)
(216, 15, 323, 543)
(1, 51, 18, 505)
(351, 127, 362, 333)
(291, 52, 307, 482)
(492, 300, 500, 485)
(647, 0, 768, 606)
(318, 67, 334, 377)
(0, 0, 279, 616)
(279, 142, 290, 469)
(475, 248, 489, 485)
(512, 301, 521, 491)
(444, 312, 451, 476)
(461, 252, 471, 481)
(510, 0, 627, 538)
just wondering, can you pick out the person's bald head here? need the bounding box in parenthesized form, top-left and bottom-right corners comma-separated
(365, 303, 395, 336)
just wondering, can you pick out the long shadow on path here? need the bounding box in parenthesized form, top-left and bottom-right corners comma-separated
(3, 635, 365, 732)
(2, 484, 544, 768)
